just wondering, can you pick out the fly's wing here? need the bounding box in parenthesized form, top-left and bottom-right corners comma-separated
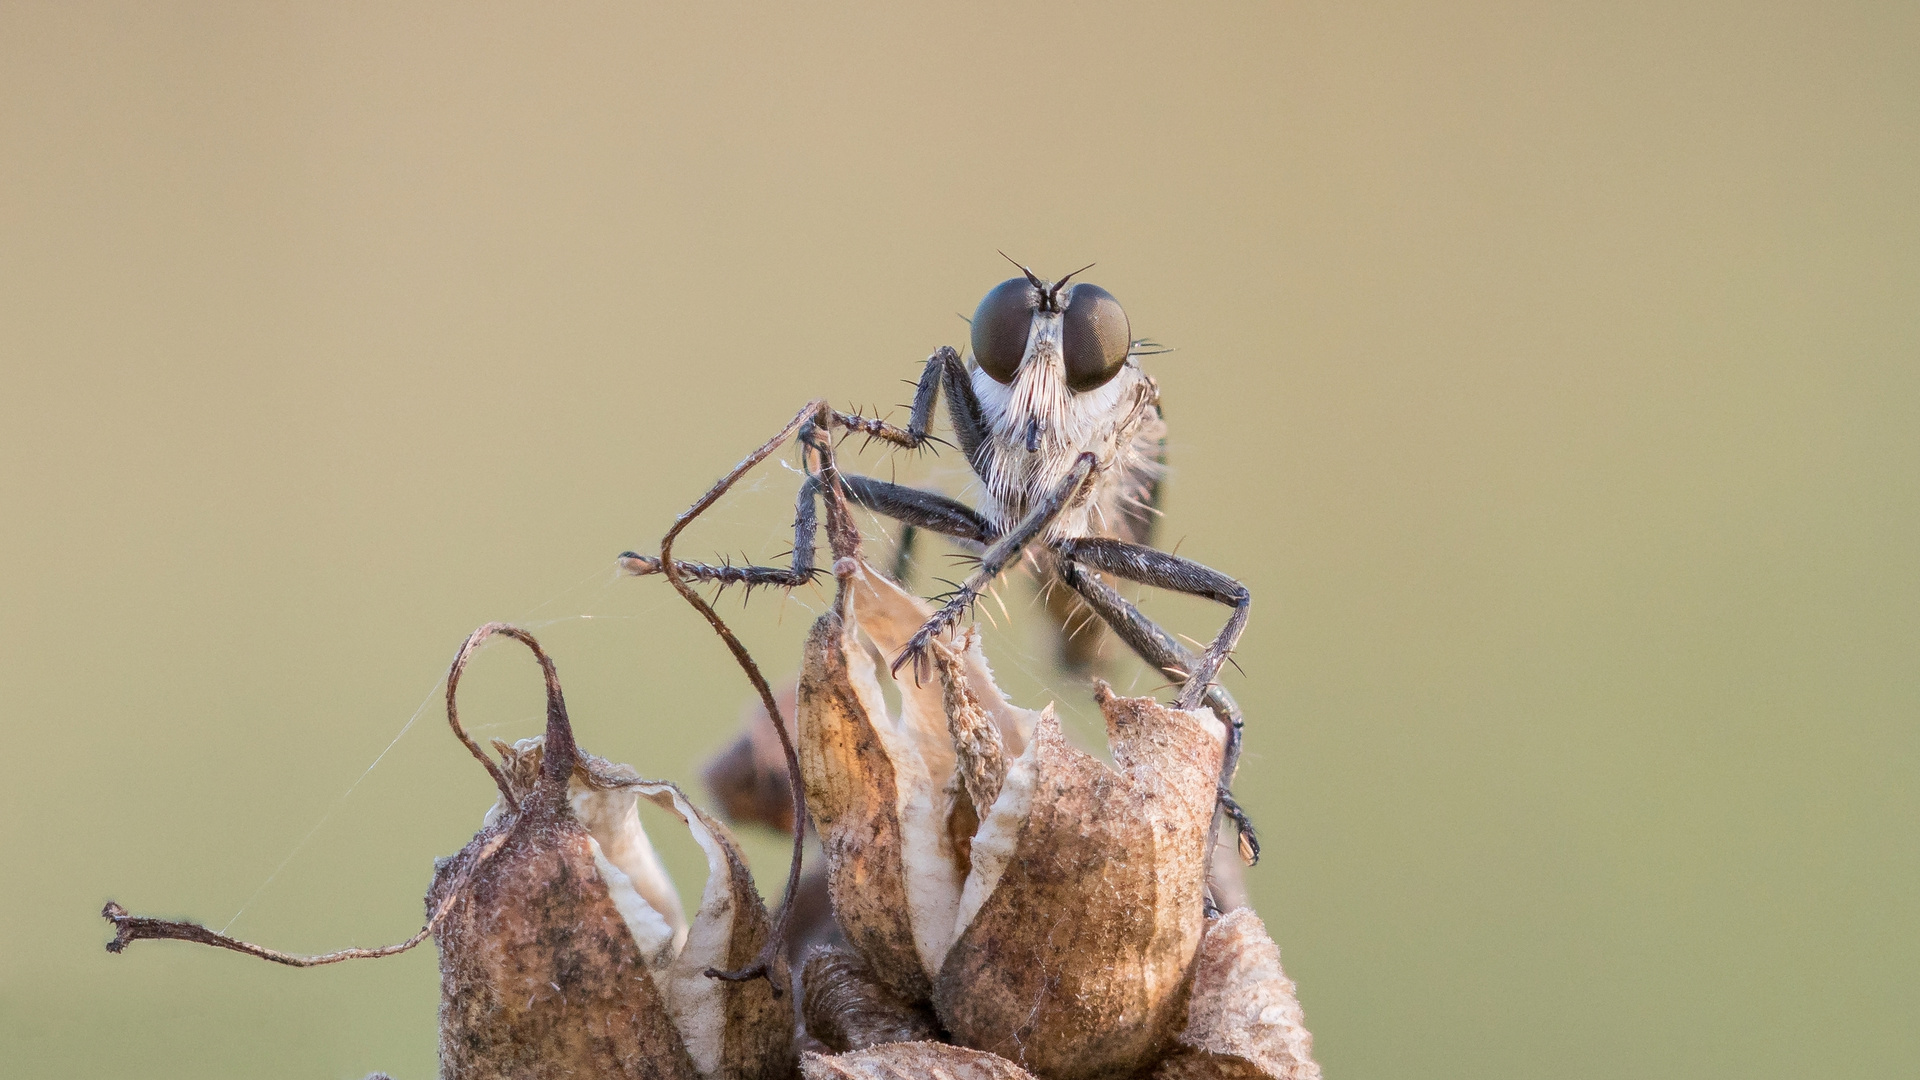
(1044, 398, 1168, 672)
(1115, 401, 1169, 549)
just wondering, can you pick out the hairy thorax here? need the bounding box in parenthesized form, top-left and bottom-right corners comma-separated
(970, 346, 1166, 545)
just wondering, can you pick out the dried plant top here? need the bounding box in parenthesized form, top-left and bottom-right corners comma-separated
(103, 624, 794, 1080)
(100, 394, 1317, 1079)
(101, 609, 1318, 1079)
(793, 556, 1317, 1080)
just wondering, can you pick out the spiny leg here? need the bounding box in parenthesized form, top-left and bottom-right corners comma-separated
(620, 471, 825, 589)
(1052, 406, 1165, 669)
(827, 345, 991, 469)
(891, 452, 1098, 681)
(841, 474, 997, 545)
(1060, 562, 1242, 736)
(1053, 536, 1251, 711)
(1061, 562, 1259, 867)
(840, 472, 999, 589)
(622, 348, 996, 589)
(629, 400, 855, 991)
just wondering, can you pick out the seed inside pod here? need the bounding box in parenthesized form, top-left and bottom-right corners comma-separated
(800, 944, 942, 1053)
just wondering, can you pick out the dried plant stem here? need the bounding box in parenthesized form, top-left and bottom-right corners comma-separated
(652, 401, 826, 992)
(102, 624, 573, 968)
(634, 398, 930, 989)
(101, 832, 508, 966)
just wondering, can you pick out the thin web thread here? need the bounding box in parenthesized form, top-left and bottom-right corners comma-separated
(218, 561, 644, 933)
(219, 677, 443, 933)
(212, 445, 1052, 933)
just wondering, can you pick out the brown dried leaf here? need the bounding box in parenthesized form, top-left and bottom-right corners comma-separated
(802, 1041, 1039, 1080)
(933, 685, 1226, 1080)
(1152, 909, 1321, 1080)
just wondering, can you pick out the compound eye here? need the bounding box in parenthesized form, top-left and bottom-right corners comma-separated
(971, 277, 1040, 384)
(1060, 283, 1131, 392)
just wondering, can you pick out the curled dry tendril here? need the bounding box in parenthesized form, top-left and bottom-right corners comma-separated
(102, 623, 572, 966)
(634, 399, 870, 994)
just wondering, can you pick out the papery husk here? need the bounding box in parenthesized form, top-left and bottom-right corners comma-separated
(932, 687, 1226, 1080)
(490, 738, 687, 962)
(801, 945, 941, 1053)
(635, 777, 793, 1080)
(1152, 909, 1321, 1080)
(483, 736, 794, 1080)
(802, 1041, 1038, 1080)
(800, 556, 1234, 1080)
(429, 785, 701, 1080)
(796, 559, 1036, 1002)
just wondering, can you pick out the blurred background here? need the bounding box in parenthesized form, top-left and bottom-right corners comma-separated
(3, 3, 1916, 1077)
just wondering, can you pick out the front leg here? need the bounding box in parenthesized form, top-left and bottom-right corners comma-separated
(829, 345, 991, 471)
(890, 453, 1098, 681)
(842, 474, 996, 545)
(621, 472, 828, 589)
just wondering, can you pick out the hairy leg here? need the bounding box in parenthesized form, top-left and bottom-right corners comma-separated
(620, 471, 825, 588)
(1060, 563, 1258, 864)
(623, 347, 997, 588)
(890, 452, 1099, 682)
(1052, 537, 1251, 711)
(841, 474, 996, 544)
(827, 345, 992, 472)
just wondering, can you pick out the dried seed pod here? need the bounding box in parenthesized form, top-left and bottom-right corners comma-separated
(479, 737, 795, 1080)
(801, 1041, 1038, 1080)
(490, 736, 689, 963)
(798, 557, 1242, 1080)
(634, 778, 794, 1080)
(429, 785, 700, 1080)
(430, 628, 796, 1080)
(932, 686, 1226, 1080)
(796, 580, 953, 1002)
(795, 560, 1037, 1003)
(102, 623, 796, 1080)
(801, 945, 942, 1053)
(1151, 909, 1321, 1080)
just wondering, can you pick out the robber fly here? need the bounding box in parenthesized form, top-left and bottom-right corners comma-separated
(624, 261, 1257, 858)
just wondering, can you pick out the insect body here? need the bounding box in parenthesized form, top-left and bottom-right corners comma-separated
(968, 270, 1166, 545)
(625, 262, 1259, 862)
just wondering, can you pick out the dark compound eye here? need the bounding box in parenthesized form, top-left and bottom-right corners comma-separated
(1060, 283, 1131, 392)
(971, 277, 1041, 384)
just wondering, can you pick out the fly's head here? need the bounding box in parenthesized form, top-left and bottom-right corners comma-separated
(967, 262, 1158, 501)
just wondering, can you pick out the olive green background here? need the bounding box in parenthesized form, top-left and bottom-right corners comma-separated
(3, 3, 1915, 1077)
